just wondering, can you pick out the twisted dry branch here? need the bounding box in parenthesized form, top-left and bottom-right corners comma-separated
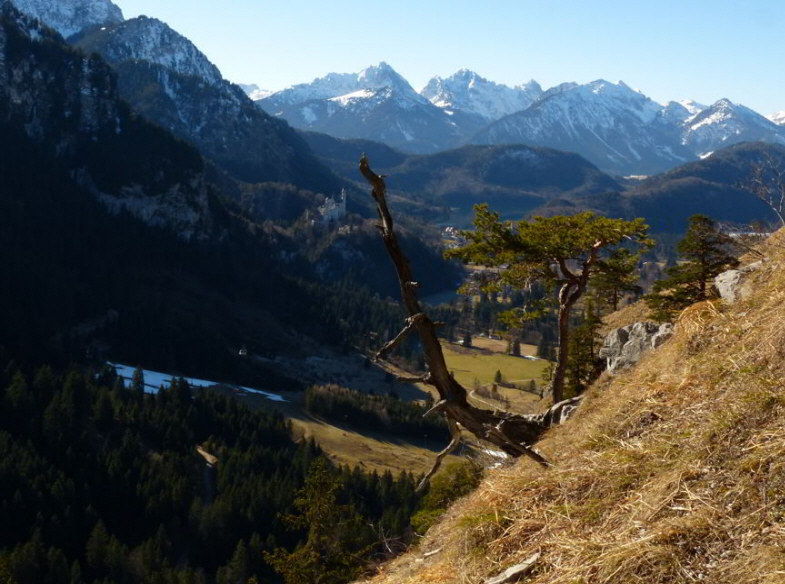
(359, 155, 582, 471)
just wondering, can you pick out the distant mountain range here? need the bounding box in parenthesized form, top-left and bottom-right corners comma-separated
(303, 132, 781, 233)
(6, 0, 783, 233)
(252, 64, 785, 176)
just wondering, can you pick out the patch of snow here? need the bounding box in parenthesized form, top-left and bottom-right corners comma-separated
(328, 88, 376, 105)
(300, 105, 317, 123)
(238, 83, 273, 101)
(767, 110, 785, 125)
(108, 362, 287, 402)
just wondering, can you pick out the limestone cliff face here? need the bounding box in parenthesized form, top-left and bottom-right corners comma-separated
(356, 234, 785, 584)
(0, 2, 213, 238)
(599, 321, 674, 374)
(8, 0, 123, 39)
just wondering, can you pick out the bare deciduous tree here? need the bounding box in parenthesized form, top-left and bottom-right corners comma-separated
(744, 152, 785, 227)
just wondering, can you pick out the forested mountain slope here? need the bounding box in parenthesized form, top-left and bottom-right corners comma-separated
(358, 231, 785, 584)
(0, 2, 408, 385)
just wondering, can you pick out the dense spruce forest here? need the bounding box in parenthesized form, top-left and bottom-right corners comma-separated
(0, 356, 423, 583)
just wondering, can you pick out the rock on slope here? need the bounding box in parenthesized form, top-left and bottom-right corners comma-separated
(357, 232, 785, 584)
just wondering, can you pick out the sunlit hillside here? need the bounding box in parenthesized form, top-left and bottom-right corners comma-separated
(357, 230, 785, 584)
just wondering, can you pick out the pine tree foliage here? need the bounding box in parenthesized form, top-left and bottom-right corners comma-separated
(590, 248, 642, 312)
(447, 204, 650, 402)
(645, 215, 739, 321)
(265, 459, 372, 584)
(565, 301, 603, 398)
(0, 358, 421, 584)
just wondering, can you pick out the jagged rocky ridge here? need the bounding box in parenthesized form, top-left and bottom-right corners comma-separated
(258, 62, 485, 154)
(253, 65, 785, 176)
(7, 0, 122, 38)
(420, 69, 542, 121)
(70, 16, 341, 193)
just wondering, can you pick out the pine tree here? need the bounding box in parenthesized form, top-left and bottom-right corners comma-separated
(591, 248, 642, 312)
(131, 366, 145, 395)
(447, 205, 650, 403)
(565, 301, 603, 397)
(646, 215, 739, 321)
(265, 458, 370, 584)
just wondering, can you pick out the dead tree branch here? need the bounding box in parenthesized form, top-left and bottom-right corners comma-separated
(743, 154, 785, 227)
(417, 418, 462, 493)
(375, 313, 426, 361)
(359, 155, 580, 465)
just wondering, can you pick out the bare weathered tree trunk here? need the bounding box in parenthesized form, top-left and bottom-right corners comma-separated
(359, 156, 580, 469)
(745, 154, 785, 227)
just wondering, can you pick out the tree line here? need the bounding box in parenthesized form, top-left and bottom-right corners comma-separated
(304, 384, 449, 443)
(0, 356, 424, 583)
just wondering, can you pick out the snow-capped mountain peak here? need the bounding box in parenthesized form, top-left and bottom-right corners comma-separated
(8, 0, 123, 38)
(420, 69, 542, 121)
(680, 98, 785, 157)
(356, 61, 414, 92)
(564, 79, 664, 124)
(262, 61, 421, 108)
(238, 83, 273, 101)
(472, 79, 695, 175)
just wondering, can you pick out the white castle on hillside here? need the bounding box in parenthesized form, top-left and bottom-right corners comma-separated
(316, 188, 347, 224)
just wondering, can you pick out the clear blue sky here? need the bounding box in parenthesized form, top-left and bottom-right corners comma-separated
(113, 0, 784, 114)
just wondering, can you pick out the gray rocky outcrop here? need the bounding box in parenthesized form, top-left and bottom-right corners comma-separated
(714, 261, 761, 304)
(600, 321, 673, 374)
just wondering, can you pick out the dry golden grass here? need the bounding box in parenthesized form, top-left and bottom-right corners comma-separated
(356, 231, 785, 584)
(287, 415, 463, 475)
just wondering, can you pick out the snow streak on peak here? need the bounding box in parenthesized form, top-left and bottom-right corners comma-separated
(679, 99, 707, 115)
(420, 69, 542, 121)
(767, 111, 785, 126)
(9, 0, 123, 38)
(681, 98, 785, 157)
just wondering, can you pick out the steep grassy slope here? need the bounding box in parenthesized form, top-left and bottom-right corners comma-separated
(358, 232, 785, 584)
